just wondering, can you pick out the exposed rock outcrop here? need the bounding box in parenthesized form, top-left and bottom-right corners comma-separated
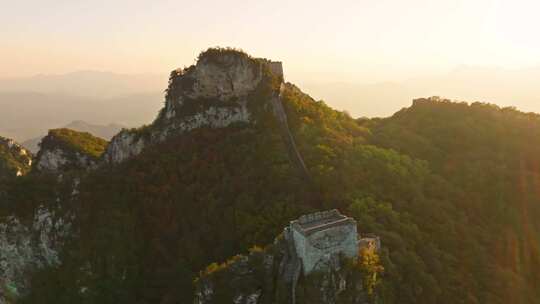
(104, 48, 285, 164)
(0, 136, 32, 178)
(97, 130, 145, 164)
(34, 129, 107, 174)
(194, 210, 381, 304)
(1, 132, 84, 303)
(0, 207, 65, 304)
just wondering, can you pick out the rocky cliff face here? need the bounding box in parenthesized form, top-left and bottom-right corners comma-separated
(35, 147, 97, 173)
(0, 207, 64, 304)
(104, 48, 284, 164)
(1, 131, 83, 303)
(34, 129, 107, 174)
(0, 137, 32, 178)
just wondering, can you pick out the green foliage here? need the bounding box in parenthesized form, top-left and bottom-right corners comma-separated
(197, 47, 252, 64)
(42, 128, 107, 159)
(357, 247, 384, 296)
(1, 281, 19, 304)
(364, 97, 540, 304)
(195, 250, 269, 304)
(0, 172, 68, 221)
(6, 94, 540, 304)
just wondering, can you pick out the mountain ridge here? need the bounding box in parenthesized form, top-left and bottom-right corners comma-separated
(0, 91, 162, 142)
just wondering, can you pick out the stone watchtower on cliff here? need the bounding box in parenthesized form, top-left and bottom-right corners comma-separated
(288, 209, 358, 274)
(280, 210, 359, 304)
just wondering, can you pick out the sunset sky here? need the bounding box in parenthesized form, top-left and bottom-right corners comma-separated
(2, 0, 540, 84)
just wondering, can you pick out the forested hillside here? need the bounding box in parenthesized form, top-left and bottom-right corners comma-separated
(1, 51, 539, 304)
(364, 97, 540, 302)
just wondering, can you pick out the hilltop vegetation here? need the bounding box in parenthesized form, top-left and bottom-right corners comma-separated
(39, 128, 108, 159)
(364, 97, 540, 303)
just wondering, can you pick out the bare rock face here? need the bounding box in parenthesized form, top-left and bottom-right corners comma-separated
(35, 148, 99, 174)
(0, 136, 32, 178)
(35, 148, 71, 173)
(102, 130, 146, 164)
(185, 54, 264, 101)
(104, 48, 284, 164)
(0, 207, 64, 304)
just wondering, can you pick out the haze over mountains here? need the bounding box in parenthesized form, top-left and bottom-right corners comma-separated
(303, 65, 540, 117)
(2, 66, 540, 143)
(0, 71, 165, 142)
(0, 71, 166, 98)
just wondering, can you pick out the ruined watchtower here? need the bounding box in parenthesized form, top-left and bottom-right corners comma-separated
(268, 61, 284, 80)
(288, 209, 358, 274)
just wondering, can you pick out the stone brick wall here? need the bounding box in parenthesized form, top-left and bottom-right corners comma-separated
(289, 210, 358, 275)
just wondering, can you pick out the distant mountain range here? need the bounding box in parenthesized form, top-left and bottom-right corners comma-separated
(2, 67, 540, 142)
(303, 65, 540, 117)
(0, 70, 166, 99)
(0, 71, 166, 142)
(0, 91, 162, 142)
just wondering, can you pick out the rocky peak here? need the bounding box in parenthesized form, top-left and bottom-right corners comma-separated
(34, 128, 107, 174)
(0, 136, 32, 177)
(184, 50, 280, 102)
(104, 48, 285, 164)
(158, 48, 283, 123)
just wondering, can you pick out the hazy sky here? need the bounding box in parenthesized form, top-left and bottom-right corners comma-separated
(2, 0, 540, 84)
